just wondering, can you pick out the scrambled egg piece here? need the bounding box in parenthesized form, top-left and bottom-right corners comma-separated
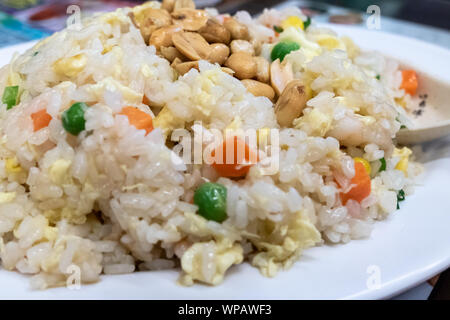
(49, 159, 72, 185)
(5, 53, 24, 87)
(279, 27, 322, 61)
(293, 108, 332, 137)
(192, 68, 223, 117)
(153, 106, 185, 137)
(0, 192, 16, 204)
(395, 97, 407, 109)
(87, 77, 143, 105)
(44, 207, 87, 225)
(5, 157, 21, 173)
(180, 212, 238, 239)
(180, 239, 243, 286)
(101, 10, 137, 26)
(251, 210, 321, 277)
(314, 34, 346, 51)
(43, 226, 58, 242)
(394, 147, 412, 175)
(341, 36, 360, 59)
(53, 54, 87, 77)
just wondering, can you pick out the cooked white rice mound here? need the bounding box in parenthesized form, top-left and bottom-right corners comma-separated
(0, 3, 421, 289)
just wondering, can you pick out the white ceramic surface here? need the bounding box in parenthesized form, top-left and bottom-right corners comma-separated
(0, 28, 449, 300)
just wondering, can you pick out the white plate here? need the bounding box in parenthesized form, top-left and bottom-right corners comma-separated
(0, 26, 450, 300)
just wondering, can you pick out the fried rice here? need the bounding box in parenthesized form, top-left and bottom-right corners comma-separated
(0, 1, 421, 289)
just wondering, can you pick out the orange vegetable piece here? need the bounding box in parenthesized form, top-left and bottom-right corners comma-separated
(211, 136, 258, 178)
(339, 161, 371, 205)
(120, 106, 153, 135)
(400, 70, 418, 96)
(31, 109, 52, 132)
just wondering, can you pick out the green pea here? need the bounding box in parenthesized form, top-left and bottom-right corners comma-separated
(62, 102, 87, 135)
(304, 16, 312, 30)
(378, 157, 386, 172)
(271, 41, 300, 62)
(2, 86, 19, 110)
(273, 25, 284, 33)
(194, 182, 227, 223)
(396, 189, 405, 209)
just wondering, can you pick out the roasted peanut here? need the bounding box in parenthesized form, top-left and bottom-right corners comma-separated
(172, 31, 210, 60)
(135, 8, 172, 43)
(198, 19, 231, 44)
(162, 0, 176, 12)
(225, 52, 257, 79)
(171, 9, 208, 31)
(241, 79, 275, 101)
(223, 18, 250, 40)
(254, 56, 270, 83)
(207, 43, 230, 65)
(270, 59, 294, 96)
(149, 25, 182, 50)
(175, 61, 199, 75)
(274, 80, 308, 127)
(221, 67, 235, 76)
(161, 46, 185, 62)
(171, 57, 183, 68)
(174, 0, 195, 10)
(230, 40, 254, 55)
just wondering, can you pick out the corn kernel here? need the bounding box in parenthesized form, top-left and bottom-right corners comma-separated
(395, 157, 408, 174)
(354, 157, 371, 175)
(281, 16, 304, 31)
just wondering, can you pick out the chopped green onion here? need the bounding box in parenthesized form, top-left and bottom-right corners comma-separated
(2, 86, 20, 110)
(273, 25, 284, 33)
(379, 157, 386, 172)
(194, 182, 227, 223)
(33, 51, 39, 56)
(396, 189, 405, 209)
(303, 16, 312, 30)
(376, 74, 380, 80)
(271, 41, 300, 62)
(62, 102, 87, 135)
(400, 125, 406, 129)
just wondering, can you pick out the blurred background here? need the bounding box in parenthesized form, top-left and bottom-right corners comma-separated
(0, 0, 449, 47)
(0, 0, 448, 300)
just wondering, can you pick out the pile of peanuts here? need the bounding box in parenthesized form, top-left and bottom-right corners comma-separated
(131, 0, 308, 127)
